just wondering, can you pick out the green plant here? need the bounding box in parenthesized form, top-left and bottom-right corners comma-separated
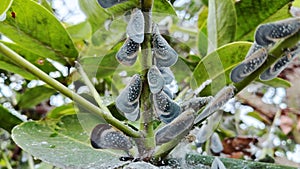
(0, 0, 300, 168)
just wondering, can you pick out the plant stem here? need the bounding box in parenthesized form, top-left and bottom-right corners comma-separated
(1, 151, 12, 169)
(0, 42, 140, 138)
(139, 0, 155, 156)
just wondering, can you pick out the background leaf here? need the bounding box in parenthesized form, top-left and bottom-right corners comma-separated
(207, 0, 236, 53)
(17, 86, 56, 109)
(12, 115, 128, 169)
(235, 0, 292, 41)
(186, 154, 297, 169)
(0, 0, 13, 19)
(0, 105, 22, 132)
(153, 0, 177, 16)
(0, 0, 78, 65)
(192, 42, 251, 96)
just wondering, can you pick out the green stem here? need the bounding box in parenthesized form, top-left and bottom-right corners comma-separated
(75, 62, 111, 115)
(1, 151, 12, 169)
(0, 43, 140, 138)
(139, 0, 155, 155)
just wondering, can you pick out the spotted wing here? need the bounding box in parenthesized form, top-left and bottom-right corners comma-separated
(155, 109, 194, 145)
(116, 74, 142, 121)
(127, 9, 144, 43)
(90, 124, 132, 151)
(230, 47, 268, 83)
(194, 85, 235, 124)
(148, 65, 165, 94)
(116, 38, 139, 66)
(152, 91, 181, 123)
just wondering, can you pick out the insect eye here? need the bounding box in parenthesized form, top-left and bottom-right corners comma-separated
(148, 65, 165, 94)
(116, 74, 142, 121)
(194, 85, 235, 124)
(155, 109, 194, 145)
(90, 124, 132, 151)
(127, 9, 144, 43)
(116, 38, 139, 66)
(152, 91, 181, 123)
(97, 0, 128, 8)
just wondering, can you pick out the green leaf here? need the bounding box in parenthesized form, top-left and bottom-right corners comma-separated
(106, 0, 139, 17)
(80, 44, 121, 79)
(192, 42, 251, 96)
(0, 104, 22, 132)
(2, 42, 57, 74)
(153, 0, 177, 16)
(17, 86, 56, 109)
(46, 103, 76, 119)
(79, 0, 109, 33)
(12, 115, 128, 168)
(66, 21, 92, 42)
(0, 0, 13, 20)
(0, 0, 78, 65)
(186, 154, 297, 169)
(0, 60, 36, 80)
(257, 78, 291, 88)
(235, 0, 292, 41)
(207, 0, 236, 53)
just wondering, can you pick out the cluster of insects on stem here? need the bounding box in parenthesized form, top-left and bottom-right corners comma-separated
(88, 0, 300, 166)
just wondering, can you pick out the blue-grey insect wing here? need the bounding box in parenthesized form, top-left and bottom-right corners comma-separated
(194, 85, 235, 124)
(211, 157, 226, 169)
(260, 46, 300, 81)
(152, 33, 178, 67)
(97, 0, 128, 8)
(148, 65, 165, 94)
(155, 109, 194, 145)
(159, 67, 175, 84)
(116, 74, 142, 121)
(127, 9, 144, 43)
(255, 18, 300, 47)
(152, 91, 181, 123)
(181, 96, 213, 112)
(116, 38, 139, 66)
(230, 47, 268, 83)
(210, 132, 224, 153)
(90, 124, 132, 151)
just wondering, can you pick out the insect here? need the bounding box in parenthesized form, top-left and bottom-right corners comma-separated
(116, 74, 142, 121)
(231, 17, 300, 83)
(148, 65, 165, 94)
(152, 90, 181, 124)
(116, 38, 139, 66)
(194, 85, 235, 124)
(211, 157, 226, 169)
(260, 44, 300, 81)
(159, 67, 175, 84)
(155, 109, 194, 145)
(210, 132, 223, 154)
(90, 124, 132, 152)
(127, 9, 144, 44)
(97, 0, 128, 8)
(152, 24, 178, 67)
